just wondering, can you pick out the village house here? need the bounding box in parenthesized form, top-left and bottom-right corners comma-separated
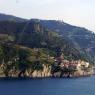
(54, 53, 93, 77)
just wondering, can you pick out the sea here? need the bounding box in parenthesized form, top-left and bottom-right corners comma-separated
(0, 76, 95, 95)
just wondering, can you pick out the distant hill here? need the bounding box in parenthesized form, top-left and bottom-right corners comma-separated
(0, 13, 27, 22)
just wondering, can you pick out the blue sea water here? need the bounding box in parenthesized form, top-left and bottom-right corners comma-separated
(0, 77, 95, 95)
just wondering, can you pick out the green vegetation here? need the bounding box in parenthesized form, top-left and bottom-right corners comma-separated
(0, 19, 94, 77)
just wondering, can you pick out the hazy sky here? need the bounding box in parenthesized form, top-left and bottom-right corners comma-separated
(0, 0, 95, 32)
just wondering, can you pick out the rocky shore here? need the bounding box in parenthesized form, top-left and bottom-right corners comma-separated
(0, 63, 94, 78)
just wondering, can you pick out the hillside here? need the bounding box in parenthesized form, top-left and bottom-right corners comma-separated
(0, 20, 83, 60)
(0, 20, 89, 77)
(39, 20, 95, 63)
(0, 13, 27, 22)
(0, 14, 94, 77)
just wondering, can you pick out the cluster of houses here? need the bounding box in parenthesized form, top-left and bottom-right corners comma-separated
(52, 53, 94, 77)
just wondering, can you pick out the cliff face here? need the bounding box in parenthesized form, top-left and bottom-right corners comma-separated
(0, 61, 94, 78)
(0, 64, 51, 78)
(29, 65, 51, 77)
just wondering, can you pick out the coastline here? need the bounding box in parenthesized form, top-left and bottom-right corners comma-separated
(0, 64, 94, 79)
(0, 73, 94, 80)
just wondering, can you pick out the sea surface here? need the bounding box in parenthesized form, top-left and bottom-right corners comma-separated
(0, 76, 95, 95)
